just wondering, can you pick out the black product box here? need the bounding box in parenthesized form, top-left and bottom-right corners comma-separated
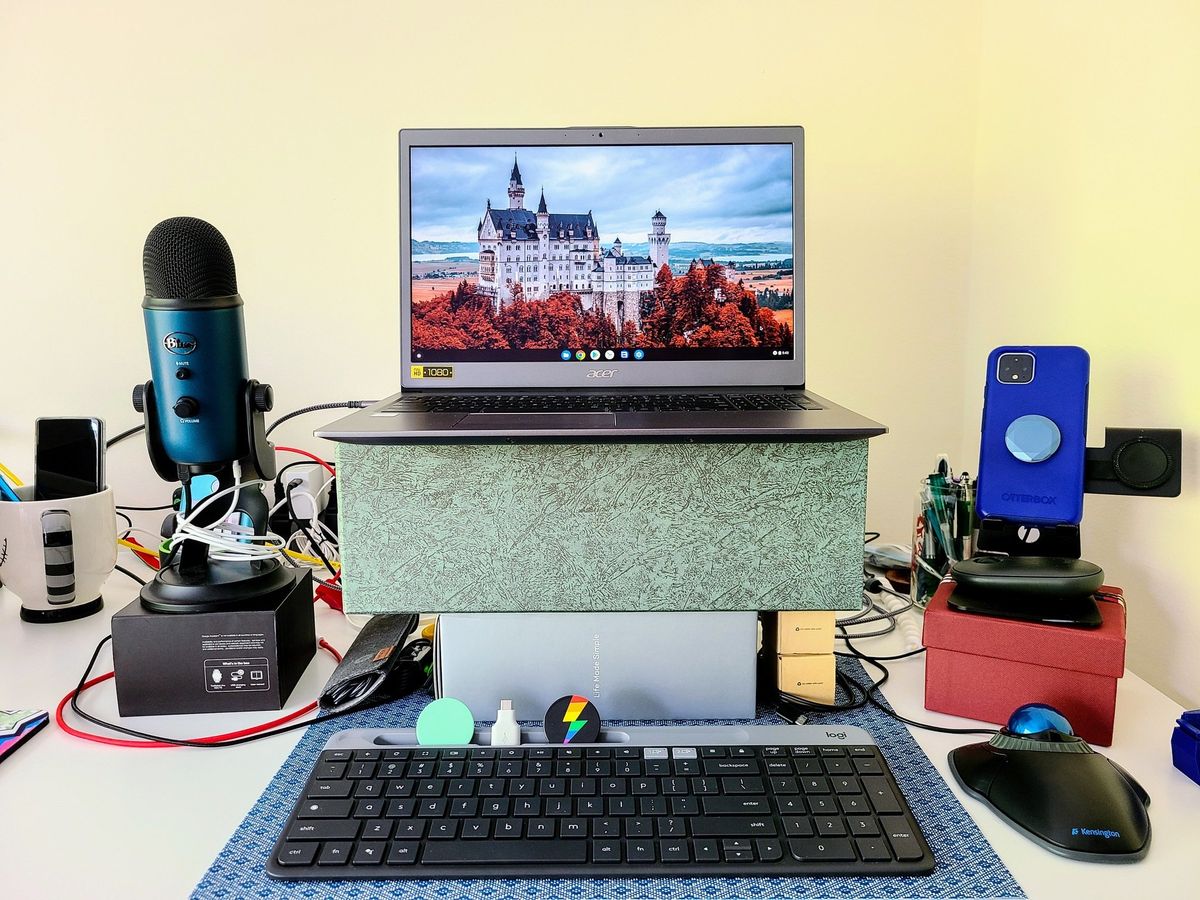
(111, 569, 315, 716)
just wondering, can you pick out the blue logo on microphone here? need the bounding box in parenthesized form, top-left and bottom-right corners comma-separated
(163, 332, 198, 355)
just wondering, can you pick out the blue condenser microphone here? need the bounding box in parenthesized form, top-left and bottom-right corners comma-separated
(134, 217, 274, 478)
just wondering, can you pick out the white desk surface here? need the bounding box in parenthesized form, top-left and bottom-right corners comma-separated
(1, 577, 1197, 899)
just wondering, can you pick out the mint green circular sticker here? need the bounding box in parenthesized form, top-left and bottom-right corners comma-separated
(415, 697, 476, 746)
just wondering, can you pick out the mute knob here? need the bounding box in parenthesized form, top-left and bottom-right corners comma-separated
(132, 383, 146, 413)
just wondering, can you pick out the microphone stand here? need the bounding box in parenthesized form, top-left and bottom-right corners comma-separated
(134, 378, 296, 614)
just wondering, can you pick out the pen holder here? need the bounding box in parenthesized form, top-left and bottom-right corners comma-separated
(911, 476, 976, 607)
(0, 486, 116, 622)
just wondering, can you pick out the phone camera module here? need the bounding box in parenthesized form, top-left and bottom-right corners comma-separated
(997, 352, 1035, 384)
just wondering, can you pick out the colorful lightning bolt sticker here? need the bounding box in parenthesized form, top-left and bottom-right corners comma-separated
(562, 696, 589, 743)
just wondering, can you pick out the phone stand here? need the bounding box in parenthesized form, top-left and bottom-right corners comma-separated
(132, 378, 286, 614)
(947, 579, 1103, 628)
(949, 547, 1104, 628)
(953, 424, 1182, 628)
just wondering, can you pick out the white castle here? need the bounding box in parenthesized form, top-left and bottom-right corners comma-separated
(476, 158, 670, 330)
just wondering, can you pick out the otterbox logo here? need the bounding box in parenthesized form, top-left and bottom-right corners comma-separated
(1001, 492, 1057, 505)
(411, 365, 453, 379)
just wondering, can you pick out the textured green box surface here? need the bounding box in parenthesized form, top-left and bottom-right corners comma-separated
(336, 441, 867, 613)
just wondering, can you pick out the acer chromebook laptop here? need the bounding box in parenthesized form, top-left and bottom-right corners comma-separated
(319, 126, 885, 443)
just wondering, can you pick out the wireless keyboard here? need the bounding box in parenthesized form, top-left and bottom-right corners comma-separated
(267, 724, 934, 880)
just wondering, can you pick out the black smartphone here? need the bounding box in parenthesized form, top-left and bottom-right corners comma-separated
(34, 417, 106, 501)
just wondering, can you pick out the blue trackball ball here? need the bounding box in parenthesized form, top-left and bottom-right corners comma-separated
(1007, 702, 1074, 736)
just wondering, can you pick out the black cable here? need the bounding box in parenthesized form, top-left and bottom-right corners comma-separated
(106, 425, 145, 449)
(265, 401, 376, 437)
(117, 503, 174, 512)
(839, 634, 998, 736)
(115, 510, 134, 531)
(113, 565, 147, 587)
(840, 646, 927, 662)
(67, 635, 369, 748)
(286, 481, 339, 578)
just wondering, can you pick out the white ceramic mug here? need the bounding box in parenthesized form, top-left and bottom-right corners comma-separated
(0, 486, 117, 622)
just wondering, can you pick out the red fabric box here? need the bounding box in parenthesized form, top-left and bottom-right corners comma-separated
(922, 580, 1126, 745)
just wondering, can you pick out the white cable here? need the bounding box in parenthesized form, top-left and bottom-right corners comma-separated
(874, 583, 923, 652)
(169, 462, 286, 562)
(269, 473, 336, 518)
(119, 526, 168, 547)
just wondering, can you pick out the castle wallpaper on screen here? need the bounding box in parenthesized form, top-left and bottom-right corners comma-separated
(409, 144, 795, 358)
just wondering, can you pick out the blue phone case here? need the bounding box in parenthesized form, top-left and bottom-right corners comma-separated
(977, 345, 1090, 525)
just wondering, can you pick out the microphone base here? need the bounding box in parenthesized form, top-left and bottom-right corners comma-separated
(140, 557, 297, 614)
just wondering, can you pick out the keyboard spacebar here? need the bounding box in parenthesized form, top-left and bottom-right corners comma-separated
(422, 841, 588, 865)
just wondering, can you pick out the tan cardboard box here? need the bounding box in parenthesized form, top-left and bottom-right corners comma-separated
(775, 611, 837, 655)
(777, 653, 836, 705)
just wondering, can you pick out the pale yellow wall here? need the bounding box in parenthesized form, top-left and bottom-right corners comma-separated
(0, 0, 982, 527)
(2, 2, 1193, 704)
(964, 1, 1200, 706)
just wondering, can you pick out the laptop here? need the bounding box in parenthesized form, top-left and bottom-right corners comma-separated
(319, 126, 885, 443)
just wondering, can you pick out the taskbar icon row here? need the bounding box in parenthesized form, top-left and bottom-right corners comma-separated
(561, 349, 645, 362)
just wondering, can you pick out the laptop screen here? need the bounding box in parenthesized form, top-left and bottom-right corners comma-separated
(400, 128, 804, 389)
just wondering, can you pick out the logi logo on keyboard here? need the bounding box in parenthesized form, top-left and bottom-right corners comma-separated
(825, 731, 848, 741)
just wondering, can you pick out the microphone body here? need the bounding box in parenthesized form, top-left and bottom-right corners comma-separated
(142, 295, 249, 467)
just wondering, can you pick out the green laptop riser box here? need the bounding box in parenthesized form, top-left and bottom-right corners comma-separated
(335, 440, 868, 614)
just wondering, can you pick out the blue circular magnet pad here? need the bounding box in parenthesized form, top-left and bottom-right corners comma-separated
(415, 697, 476, 745)
(1005, 414, 1061, 463)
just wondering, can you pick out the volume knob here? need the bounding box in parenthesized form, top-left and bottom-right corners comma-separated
(173, 396, 200, 418)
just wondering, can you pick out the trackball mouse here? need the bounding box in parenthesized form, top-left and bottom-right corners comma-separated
(949, 703, 1150, 862)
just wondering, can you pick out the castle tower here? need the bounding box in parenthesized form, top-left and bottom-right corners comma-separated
(507, 157, 525, 209)
(649, 210, 670, 270)
(612, 236, 623, 256)
(536, 189, 549, 296)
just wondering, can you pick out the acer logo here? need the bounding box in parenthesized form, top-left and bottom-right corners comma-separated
(586, 369, 617, 378)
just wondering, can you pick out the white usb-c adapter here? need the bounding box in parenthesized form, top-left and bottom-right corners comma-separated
(489, 699, 521, 747)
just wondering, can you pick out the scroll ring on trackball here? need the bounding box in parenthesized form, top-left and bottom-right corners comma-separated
(1005, 414, 1061, 463)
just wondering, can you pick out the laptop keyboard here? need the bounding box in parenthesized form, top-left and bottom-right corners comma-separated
(379, 393, 825, 414)
(268, 727, 934, 880)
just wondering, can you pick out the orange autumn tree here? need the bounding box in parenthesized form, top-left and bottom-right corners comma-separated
(410, 266, 792, 351)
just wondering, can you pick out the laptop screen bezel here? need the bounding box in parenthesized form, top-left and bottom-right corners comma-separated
(399, 126, 805, 390)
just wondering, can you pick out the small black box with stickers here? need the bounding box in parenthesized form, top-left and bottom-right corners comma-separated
(111, 569, 315, 716)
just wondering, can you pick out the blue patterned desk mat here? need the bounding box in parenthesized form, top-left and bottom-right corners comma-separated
(194, 659, 1024, 899)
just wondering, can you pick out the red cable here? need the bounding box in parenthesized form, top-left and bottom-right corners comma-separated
(274, 445, 336, 478)
(122, 536, 162, 570)
(55, 638, 343, 748)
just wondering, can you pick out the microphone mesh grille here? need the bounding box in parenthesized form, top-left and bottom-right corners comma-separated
(142, 217, 238, 299)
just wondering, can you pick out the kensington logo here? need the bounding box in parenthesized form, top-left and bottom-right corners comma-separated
(586, 370, 617, 378)
(163, 332, 198, 355)
(1001, 492, 1056, 505)
(1072, 827, 1121, 839)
